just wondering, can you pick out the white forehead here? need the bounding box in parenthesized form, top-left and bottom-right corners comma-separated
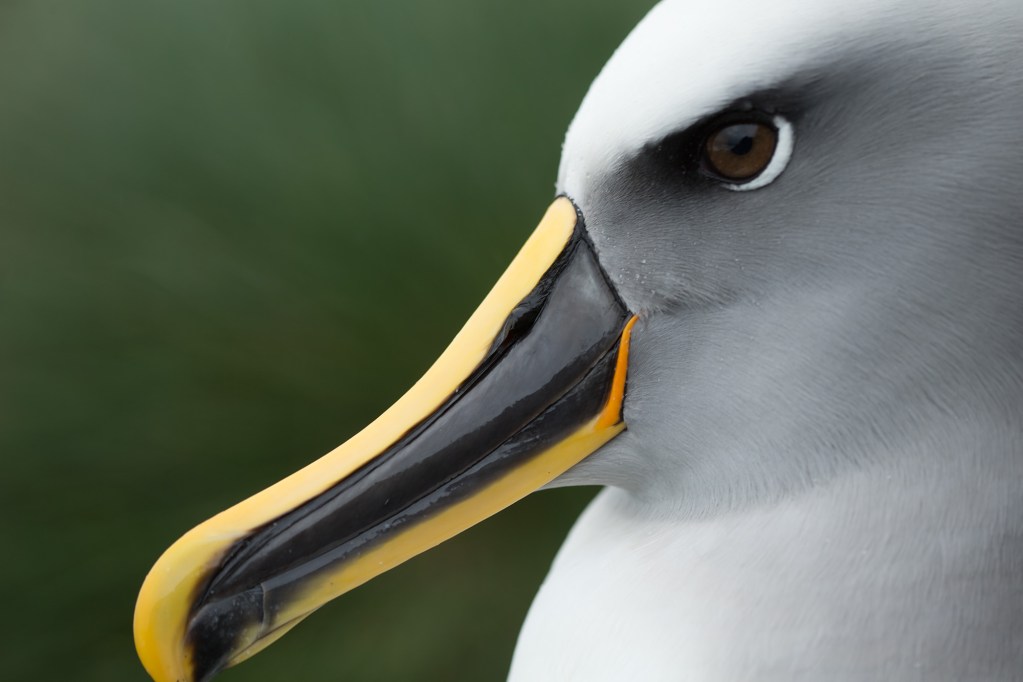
(557, 0, 932, 202)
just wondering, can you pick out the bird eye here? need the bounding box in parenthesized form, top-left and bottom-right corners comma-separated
(701, 115, 793, 191)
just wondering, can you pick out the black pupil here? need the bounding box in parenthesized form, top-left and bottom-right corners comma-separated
(723, 124, 757, 155)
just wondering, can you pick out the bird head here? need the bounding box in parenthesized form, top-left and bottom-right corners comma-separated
(134, 0, 1023, 680)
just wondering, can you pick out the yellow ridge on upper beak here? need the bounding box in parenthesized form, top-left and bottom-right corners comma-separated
(134, 197, 635, 682)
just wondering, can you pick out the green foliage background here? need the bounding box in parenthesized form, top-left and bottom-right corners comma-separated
(1, 1, 652, 680)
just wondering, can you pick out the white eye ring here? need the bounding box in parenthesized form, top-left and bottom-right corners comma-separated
(724, 115, 794, 192)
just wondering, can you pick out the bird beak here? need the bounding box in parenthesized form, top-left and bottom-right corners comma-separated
(134, 197, 636, 682)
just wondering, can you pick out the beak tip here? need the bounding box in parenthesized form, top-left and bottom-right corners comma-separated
(133, 533, 219, 682)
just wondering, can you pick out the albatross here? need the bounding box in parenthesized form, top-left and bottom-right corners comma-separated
(134, 0, 1023, 679)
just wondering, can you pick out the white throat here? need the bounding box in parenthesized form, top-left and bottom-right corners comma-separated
(512, 431, 1021, 681)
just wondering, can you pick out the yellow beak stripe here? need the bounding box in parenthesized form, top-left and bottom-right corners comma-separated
(134, 197, 636, 682)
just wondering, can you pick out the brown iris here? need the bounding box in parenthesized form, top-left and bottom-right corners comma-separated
(703, 121, 778, 182)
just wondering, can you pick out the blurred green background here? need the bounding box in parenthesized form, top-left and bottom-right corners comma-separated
(0, 1, 652, 680)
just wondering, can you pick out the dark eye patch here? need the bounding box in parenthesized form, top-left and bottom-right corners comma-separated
(643, 106, 783, 189)
(632, 80, 817, 193)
